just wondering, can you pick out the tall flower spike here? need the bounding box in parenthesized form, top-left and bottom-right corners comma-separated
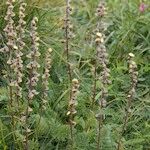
(95, 0, 107, 33)
(95, 33, 111, 150)
(16, 2, 26, 51)
(96, 0, 107, 17)
(25, 17, 40, 149)
(92, 1, 108, 107)
(3, 0, 17, 78)
(127, 53, 138, 111)
(62, 0, 74, 84)
(1, 0, 20, 93)
(95, 2, 110, 150)
(117, 53, 138, 150)
(42, 48, 52, 109)
(94, 1, 110, 117)
(67, 79, 80, 125)
(67, 78, 79, 141)
(96, 32, 111, 111)
(0, 0, 16, 53)
(27, 17, 40, 100)
(63, 0, 74, 42)
(12, 2, 27, 98)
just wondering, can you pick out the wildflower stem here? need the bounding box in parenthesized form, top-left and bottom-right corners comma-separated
(95, 2, 110, 150)
(67, 79, 79, 149)
(25, 100, 29, 150)
(65, 0, 72, 85)
(91, 20, 101, 107)
(25, 16, 40, 150)
(24, 69, 32, 150)
(9, 79, 17, 144)
(117, 53, 138, 150)
(91, 58, 97, 108)
(3, 0, 18, 145)
(97, 116, 102, 150)
(69, 113, 74, 148)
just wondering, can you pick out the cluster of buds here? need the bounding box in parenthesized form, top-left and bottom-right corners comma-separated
(16, 2, 26, 50)
(8, 45, 23, 98)
(0, 0, 16, 53)
(1, 0, 23, 93)
(67, 79, 80, 126)
(27, 17, 40, 100)
(95, 0, 108, 33)
(127, 53, 138, 105)
(96, 32, 111, 109)
(0, 1, 27, 99)
(96, 1, 107, 17)
(94, 1, 110, 113)
(42, 48, 52, 108)
(62, 0, 74, 44)
(91, 1, 108, 107)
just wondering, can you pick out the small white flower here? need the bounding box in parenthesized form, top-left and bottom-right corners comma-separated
(129, 53, 135, 58)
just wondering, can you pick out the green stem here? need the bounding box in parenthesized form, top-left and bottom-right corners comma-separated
(97, 116, 103, 150)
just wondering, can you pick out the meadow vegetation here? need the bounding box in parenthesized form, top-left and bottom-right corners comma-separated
(0, 0, 149, 149)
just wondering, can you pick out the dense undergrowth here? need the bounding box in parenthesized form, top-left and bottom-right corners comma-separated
(0, 0, 150, 150)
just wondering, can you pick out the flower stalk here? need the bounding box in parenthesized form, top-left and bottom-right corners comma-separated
(63, 0, 73, 84)
(14, 2, 26, 101)
(95, 32, 111, 150)
(117, 53, 138, 150)
(67, 79, 80, 148)
(25, 17, 40, 150)
(42, 48, 52, 110)
(0, 0, 18, 144)
(3, 0, 17, 105)
(93, 1, 110, 150)
(92, 1, 107, 107)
